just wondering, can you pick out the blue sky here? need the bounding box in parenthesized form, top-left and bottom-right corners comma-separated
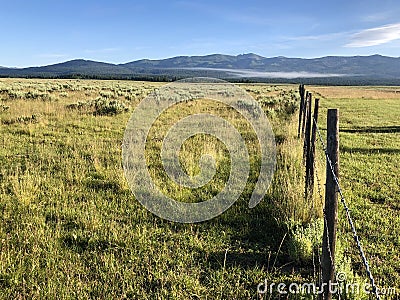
(2, 0, 400, 67)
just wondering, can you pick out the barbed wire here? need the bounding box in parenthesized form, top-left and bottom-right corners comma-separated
(313, 117, 381, 300)
(313, 159, 325, 289)
(315, 139, 346, 300)
(314, 159, 325, 210)
(313, 132, 338, 270)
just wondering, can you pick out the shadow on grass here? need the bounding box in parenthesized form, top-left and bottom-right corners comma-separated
(341, 146, 400, 154)
(60, 233, 126, 254)
(341, 125, 400, 134)
(151, 197, 292, 271)
(204, 199, 292, 271)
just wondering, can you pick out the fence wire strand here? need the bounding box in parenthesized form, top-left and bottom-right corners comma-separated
(313, 117, 381, 300)
(314, 159, 325, 288)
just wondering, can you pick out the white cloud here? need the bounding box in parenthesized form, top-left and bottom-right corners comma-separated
(227, 70, 346, 79)
(186, 68, 346, 79)
(346, 23, 400, 47)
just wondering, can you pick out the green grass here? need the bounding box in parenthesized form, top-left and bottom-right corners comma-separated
(0, 79, 398, 299)
(310, 86, 400, 292)
(0, 79, 307, 299)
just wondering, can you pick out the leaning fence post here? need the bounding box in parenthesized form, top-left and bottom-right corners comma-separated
(306, 98, 319, 200)
(321, 109, 339, 300)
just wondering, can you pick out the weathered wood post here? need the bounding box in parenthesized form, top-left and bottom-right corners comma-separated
(306, 98, 319, 199)
(321, 109, 339, 300)
(303, 93, 312, 164)
(298, 84, 305, 138)
(301, 91, 309, 138)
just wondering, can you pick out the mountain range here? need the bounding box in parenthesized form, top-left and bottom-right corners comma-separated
(1, 53, 400, 84)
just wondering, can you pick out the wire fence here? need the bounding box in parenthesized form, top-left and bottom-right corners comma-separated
(298, 85, 381, 300)
(313, 117, 380, 299)
(313, 118, 380, 299)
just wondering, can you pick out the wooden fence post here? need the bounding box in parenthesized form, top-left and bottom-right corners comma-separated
(321, 109, 339, 300)
(306, 98, 319, 199)
(303, 93, 312, 164)
(298, 84, 305, 138)
(301, 91, 309, 138)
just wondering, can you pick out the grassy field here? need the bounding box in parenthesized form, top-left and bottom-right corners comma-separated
(310, 86, 400, 291)
(0, 79, 398, 299)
